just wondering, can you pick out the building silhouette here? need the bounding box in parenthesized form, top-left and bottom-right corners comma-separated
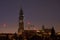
(0, 7, 60, 40)
(50, 26, 56, 40)
(18, 8, 24, 35)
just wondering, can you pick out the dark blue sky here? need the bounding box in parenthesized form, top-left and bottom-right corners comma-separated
(0, 0, 60, 33)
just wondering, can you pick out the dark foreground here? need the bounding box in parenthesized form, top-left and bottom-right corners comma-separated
(0, 33, 60, 40)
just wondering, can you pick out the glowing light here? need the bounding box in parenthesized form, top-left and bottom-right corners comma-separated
(27, 20, 31, 25)
(3, 24, 7, 27)
(36, 30, 40, 32)
(27, 21, 31, 24)
(57, 32, 60, 35)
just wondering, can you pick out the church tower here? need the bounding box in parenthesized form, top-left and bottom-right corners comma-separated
(18, 8, 24, 35)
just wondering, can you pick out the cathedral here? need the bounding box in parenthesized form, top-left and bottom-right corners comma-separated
(18, 8, 38, 40)
(0, 8, 37, 40)
(0, 8, 59, 40)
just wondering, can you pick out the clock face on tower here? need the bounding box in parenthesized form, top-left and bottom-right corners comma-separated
(20, 20, 23, 22)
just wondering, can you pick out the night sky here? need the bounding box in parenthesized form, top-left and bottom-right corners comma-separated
(0, 0, 60, 33)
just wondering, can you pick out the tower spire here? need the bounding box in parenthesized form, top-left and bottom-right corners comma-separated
(18, 8, 24, 35)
